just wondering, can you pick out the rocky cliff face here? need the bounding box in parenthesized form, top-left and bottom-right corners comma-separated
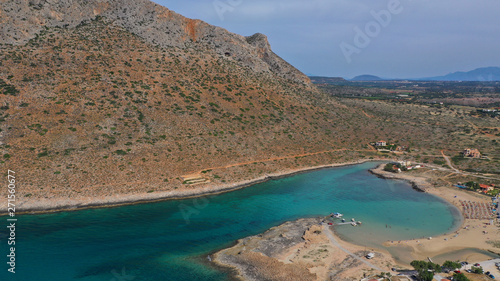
(0, 0, 310, 84)
(0, 0, 367, 207)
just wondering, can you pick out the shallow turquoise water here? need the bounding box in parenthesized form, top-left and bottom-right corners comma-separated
(0, 162, 460, 280)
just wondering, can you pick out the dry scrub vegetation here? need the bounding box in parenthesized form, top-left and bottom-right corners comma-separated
(0, 19, 498, 206)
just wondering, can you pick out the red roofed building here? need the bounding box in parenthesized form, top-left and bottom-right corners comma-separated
(479, 184, 494, 193)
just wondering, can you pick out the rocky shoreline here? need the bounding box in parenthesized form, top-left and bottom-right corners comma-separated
(213, 218, 395, 281)
(213, 163, 500, 281)
(7, 159, 382, 215)
(368, 164, 428, 192)
(213, 218, 322, 281)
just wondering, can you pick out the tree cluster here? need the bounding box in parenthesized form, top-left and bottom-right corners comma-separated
(410, 260, 441, 281)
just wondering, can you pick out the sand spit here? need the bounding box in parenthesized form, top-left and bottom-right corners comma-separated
(370, 164, 499, 263)
(214, 164, 499, 281)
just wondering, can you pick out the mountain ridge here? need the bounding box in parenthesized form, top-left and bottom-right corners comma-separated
(0, 0, 310, 85)
(420, 66, 500, 81)
(335, 67, 500, 81)
(351, 75, 383, 81)
(0, 0, 379, 205)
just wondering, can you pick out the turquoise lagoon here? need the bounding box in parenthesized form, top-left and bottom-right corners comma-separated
(0, 162, 461, 280)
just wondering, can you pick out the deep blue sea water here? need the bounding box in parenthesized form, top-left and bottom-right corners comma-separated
(0, 162, 461, 280)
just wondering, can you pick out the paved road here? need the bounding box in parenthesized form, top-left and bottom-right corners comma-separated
(434, 274, 446, 281)
(463, 258, 500, 279)
(323, 225, 383, 271)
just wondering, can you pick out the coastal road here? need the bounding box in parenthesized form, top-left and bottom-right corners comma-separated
(427, 161, 500, 181)
(323, 225, 383, 272)
(186, 148, 379, 175)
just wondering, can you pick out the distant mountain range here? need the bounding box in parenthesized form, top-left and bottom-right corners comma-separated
(351, 75, 383, 81)
(309, 76, 347, 83)
(334, 67, 500, 82)
(419, 67, 500, 81)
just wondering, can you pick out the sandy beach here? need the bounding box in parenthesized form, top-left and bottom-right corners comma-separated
(8, 158, 499, 280)
(370, 164, 499, 264)
(214, 163, 499, 281)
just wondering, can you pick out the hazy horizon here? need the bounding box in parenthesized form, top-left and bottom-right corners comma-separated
(152, 0, 500, 79)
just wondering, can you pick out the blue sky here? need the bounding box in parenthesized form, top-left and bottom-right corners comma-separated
(152, 0, 500, 79)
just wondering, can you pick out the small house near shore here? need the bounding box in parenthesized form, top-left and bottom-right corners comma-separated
(463, 148, 481, 158)
(398, 160, 411, 167)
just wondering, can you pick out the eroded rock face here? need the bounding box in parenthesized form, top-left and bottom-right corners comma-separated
(0, 0, 310, 84)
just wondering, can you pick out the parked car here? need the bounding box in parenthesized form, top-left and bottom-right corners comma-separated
(489, 274, 495, 279)
(474, 263, 481, 266)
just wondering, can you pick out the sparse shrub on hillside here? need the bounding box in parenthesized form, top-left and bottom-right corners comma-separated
(115, 150, 127, 155)
(0, 79, 19, 95)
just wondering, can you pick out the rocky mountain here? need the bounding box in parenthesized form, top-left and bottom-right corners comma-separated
(0, 0, 309, 84)
(1, 0, 386, 208)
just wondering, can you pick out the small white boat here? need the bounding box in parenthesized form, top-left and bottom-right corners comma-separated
(351, 222, 357, 226)
(351, 218, 355, 222)
(333, 212, 343, 218)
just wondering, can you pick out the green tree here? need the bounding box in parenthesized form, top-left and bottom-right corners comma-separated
(419, 270, 434, 281)
(471, 266, 483, 274)
(410, 260, 441, 281)
(465, 181, 479, 190)
(442, 260, 461, 271)
(410, 260, 441, 272)
(384, 163, 395, 172)
(453, 272, 470, 281)
(410, 260, 428, 271)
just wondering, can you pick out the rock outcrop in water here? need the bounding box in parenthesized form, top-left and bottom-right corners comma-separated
(214, 218, 395, 281)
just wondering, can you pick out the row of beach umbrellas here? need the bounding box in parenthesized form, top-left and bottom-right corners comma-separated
(460, 200, 494, 220)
